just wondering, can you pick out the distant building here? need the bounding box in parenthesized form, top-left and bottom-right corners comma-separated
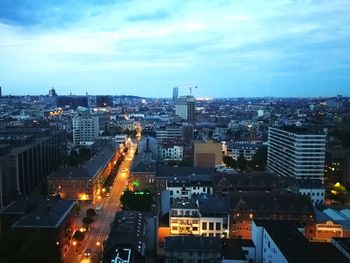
(226, 142, 262, 161)
(56, 96, 88, 109)
(72, 113, 99, 145)
(267, 126, 327, 180)
(172, 87, 178, 101)
(48, 87, 57, 97)
(175, 96, 195, 123)
(194, 140, 222, 168)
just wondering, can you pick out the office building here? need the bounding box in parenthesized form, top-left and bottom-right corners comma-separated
(0, 132, 66, 206)
(175, 96, 195, 123)
(267, 126, 327, 180)
(172, 87, 178, 101)
(72, 113, 99, 145)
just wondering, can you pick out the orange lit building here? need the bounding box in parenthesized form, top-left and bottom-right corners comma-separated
(48, 141, 122, 203)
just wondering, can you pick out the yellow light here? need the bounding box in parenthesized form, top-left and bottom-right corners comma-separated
(102, 188, 106, 192)
(331, 190, 338, 195)
(79, 227, 86, 233)
(334, 182, 341, 187)
(73, 241, 77, 246)
(96, 241, 101, 246)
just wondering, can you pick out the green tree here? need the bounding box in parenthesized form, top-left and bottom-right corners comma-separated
(237, 153, 247, 171)
(249, 145, 267, 170)
(86, 208, 96, 217)
(222, 156, 237, 169)
(82, 216, 94, 225)
(73, 230, 85, 241)
(120, 190, 154, 211)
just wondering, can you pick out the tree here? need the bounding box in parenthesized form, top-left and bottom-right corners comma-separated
(237, 153, 247, 171)
(82, 216, 94, 225)
(86, 208, 96, 217)
(120, 190, 154, 211)
(249, 145, 267, 170)
(222, 156, 237, 169)
(73, 230, 85, 241)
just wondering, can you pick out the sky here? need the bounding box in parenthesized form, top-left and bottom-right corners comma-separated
(0, 0, 349, 98)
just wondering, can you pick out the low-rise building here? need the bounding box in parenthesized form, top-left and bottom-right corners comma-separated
(252, 220, 349, 263)
(228, 192, 315, 240)
(0, 196, 77, 259)
(165, 236, 222, 263)
(170, 199, 200, 236)
(297, 179, 325, 205)
(48, 141, 121, 203)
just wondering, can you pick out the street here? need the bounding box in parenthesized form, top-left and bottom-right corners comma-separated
(64, 143, 137, 263)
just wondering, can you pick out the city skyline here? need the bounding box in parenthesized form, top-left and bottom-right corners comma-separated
(1, 0, 350, 97)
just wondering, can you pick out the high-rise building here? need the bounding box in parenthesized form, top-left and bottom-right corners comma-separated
(267, 126, 327, 180)
(175, 96, 195, 123)
(173, 87, 178, 101)
(73, 113, 99, 145)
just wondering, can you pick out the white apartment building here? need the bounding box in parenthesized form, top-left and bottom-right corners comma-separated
(72, 114, 99, 145)
(267, 127, 326, 180)
(159, 145, 183, 161)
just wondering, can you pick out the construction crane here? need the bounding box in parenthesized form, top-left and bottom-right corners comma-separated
(177, 85, 198, 96)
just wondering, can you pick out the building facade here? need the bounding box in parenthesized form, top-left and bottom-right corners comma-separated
(72, 113, 99, 145)
(267, 127, 327, 180)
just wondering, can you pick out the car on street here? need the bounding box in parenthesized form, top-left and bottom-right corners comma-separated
(84, 248, 92, 257)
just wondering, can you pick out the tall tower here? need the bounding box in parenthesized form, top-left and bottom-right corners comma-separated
(173, 87, 179, 101)
(175, 96, 195, 123)
(267, 126, 326, 180)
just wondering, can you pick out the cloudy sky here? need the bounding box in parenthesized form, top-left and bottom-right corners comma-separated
(0, 0, 349, 97)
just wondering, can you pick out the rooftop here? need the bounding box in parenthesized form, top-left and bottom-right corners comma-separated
(229, 191, 314, 214)
(7, 197, 76, 229)
(222, 239, 255, 260)
(157, 166, 215, 178)
(165, 236, 222, 252)
(254, 220, 324, 263)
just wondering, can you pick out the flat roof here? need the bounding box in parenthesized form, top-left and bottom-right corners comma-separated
(254, 220, 324, 263)
(11, 198, 76, 229)
(165, 236, 222, 252)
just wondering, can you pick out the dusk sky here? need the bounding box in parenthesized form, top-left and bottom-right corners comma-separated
(0, 0, 349, 98)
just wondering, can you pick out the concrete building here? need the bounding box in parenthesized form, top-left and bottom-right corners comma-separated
(0, 196, 77, 259)
(170, 199, 200, 236)
(252, 220, 349, 263)
(72, 113, 99, 145)
(172, 87, 179, 101)
(297, 179, 325, 205)
(166, 175, 213, 203)
(175, 96, 195, 123)
(48, 141, 121, 203)
(0, 132, 66, 206)
(228, 192, 315, 240)
(267, 126, 327, 180)
(226, 142, 262, 161)
(194, 140, 223, 168)
(103, 211, 157, 263)
(165, 236, 222, 263)
(159, 144, 183, 161)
